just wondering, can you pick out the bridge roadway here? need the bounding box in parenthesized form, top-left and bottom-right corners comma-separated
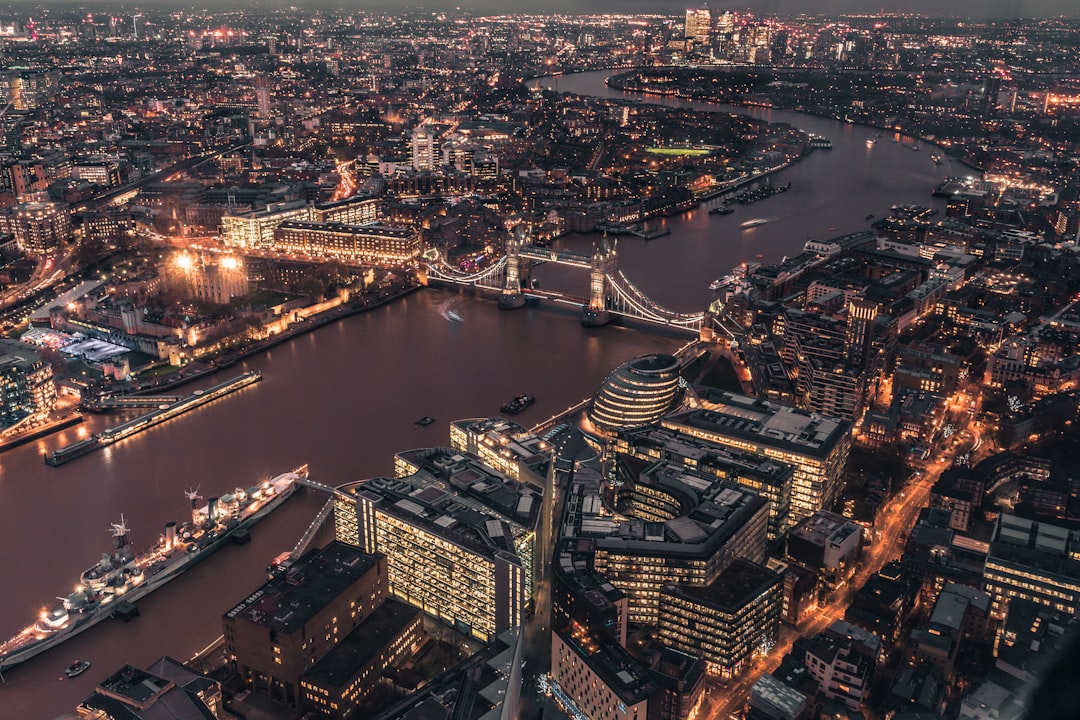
(518, 245, 592, 268)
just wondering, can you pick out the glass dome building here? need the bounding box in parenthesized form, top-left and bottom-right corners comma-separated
(588, 354, 682, 431)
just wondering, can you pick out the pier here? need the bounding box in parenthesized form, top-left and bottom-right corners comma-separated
(45, 372, 262, 467)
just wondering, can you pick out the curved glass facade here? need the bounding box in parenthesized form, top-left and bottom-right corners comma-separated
(588, 354, 682, 431)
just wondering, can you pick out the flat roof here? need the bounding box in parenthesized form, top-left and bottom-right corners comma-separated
(224, 542, 382, 633)
(751, 673, 808, 718)
(303, 599, 422, 688)
(663, 558, 782, 612)
(663, 393, 850, 460)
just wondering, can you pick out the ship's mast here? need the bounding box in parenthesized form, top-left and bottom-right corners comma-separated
(185, 487, 202, 525)
(110, 514, 130, 550)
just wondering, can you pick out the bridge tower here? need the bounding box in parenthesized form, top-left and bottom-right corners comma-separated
(498, 224, 528, 309)
(582, 236, 617, 327)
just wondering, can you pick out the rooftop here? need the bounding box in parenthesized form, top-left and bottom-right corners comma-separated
(224, 542, 383, 633)
(663, 393, 849, 460)
(662, 558, 782, 612)
(304, 599, 422, 688)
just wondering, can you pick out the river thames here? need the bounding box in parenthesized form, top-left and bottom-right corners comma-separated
(0, 69, 951, 718)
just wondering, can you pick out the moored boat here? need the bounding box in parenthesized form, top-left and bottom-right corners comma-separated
(0, 466, 307, 673)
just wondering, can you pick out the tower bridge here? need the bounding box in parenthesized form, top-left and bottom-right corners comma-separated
(420, 227, 742, 339)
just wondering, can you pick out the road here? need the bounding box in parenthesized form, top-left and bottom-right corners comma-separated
(705, 441, 960, 719)
(519, 427, 576, 720)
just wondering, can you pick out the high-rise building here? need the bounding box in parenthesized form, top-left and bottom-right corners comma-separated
(684, 6, 712, 44)
(845, 296, 879, 367)
(254, 76, 271, 119)
(334, 447, 541, 641)
(597, 461, 770, 625)
(449, 417, 553, 485)
(658, 559, 783, 679)
(663, 395, 851, 524)
(410, 128, 441, 171)
(612, 425, 793, 538)
(0, 201, 73, 255)
(0, 339, 56, 428)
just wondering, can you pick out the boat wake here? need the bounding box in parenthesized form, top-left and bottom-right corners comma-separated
(438, 299, 465, 323)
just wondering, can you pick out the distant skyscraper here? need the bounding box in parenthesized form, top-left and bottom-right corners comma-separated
(254, 76, 270, 119)
(410, 128, 440, 170)
(685, 5, 712, 44)
(845, 296, 878, 367)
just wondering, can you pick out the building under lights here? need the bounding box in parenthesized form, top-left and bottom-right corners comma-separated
(612, 424, 793, 538)
(551, 623, 655, 720)
(0, 339, 57, 428)
(684, 6, 712, 44)
(657, 559, 784, 679)
(220, 200, 313, 250)
(588, 354, 684, 433)
(449, 417, 552, 485)
(272, 221, 420, 266)
(222, 542, 389, 708)
(0, 201, 73, 255)
(314, 195, 379, 225)
(594, 459, 770, 625)
(168, 253, 249, 304)
(333, 447, 541, 641)
(662, 394, 851, 524)
(982, 514, 1080, 619)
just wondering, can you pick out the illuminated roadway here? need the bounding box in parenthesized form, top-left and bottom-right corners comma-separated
(702, 439, 962, 720)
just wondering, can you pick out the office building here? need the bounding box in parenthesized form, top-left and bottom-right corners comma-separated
(222, 542, 388, 707)
(658, 559, 783, 679)
(0, 339, 56, 428)
(612, 425, 793, 538)
(221, 200, 313, 250)
(600, 461, 770, 625)
(588, 354, 683, 432)
(983, 514, 1080, 619)
(334, 447, 540, 641)
(314, 196, 379, 225)
(551, 623, 654, 720)
(299, 599, 425, 718)
(273, 221, 421, 266)
(663, 394, 851, 524)
(684, 7, 712, 44)
(449, 417, 552, 485)
(786, 511, 862, 574)
(0, 201, 73, 255)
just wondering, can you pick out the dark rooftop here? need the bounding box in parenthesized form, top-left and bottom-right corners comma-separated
(224, 541, 383, 633)
(663, 558, 782, 612)
(304, 599, 422, 689)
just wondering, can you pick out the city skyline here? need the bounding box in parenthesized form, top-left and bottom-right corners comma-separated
(2, 1, 1079, 19)
(1, 6, 1079, 719)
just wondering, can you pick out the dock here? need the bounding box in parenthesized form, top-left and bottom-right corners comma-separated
(45, 371, 262, 466)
